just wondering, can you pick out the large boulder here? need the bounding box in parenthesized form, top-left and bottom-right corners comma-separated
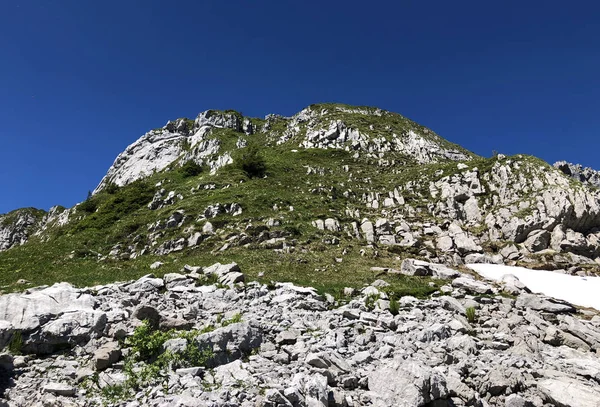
(451, 277, 494, 294)
(0, 283, 97, 331)
(538, 376, 600, 407)
(203, 262, 245, 288)
(523, 229, 550, 252)
(401, 259, 460, 279)
(25, 310, 107, 355)
(194, 322, 262, 367)
(516, 293, 575, 314)
(0, 283, 106, 354)
(0, 321, 14, 350)
(368, 360, 448, 406)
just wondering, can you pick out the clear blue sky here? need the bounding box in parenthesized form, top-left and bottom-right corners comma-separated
(1, 1, 599, 214)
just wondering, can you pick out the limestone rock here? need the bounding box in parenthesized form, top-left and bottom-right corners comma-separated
(516, 293, 576, 313)
(368, 360, 448, 406)
(538, 376, 600, 407)
(93, 342, 121, 371)
(452, 277, 494, 294)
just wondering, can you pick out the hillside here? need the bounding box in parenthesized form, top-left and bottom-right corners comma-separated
(2, 103, 600, 406)
(0, 103, 599, 294)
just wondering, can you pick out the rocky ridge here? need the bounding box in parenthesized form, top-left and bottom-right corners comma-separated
(554, 161, 600, 189)
(2, 262, 600, 406)
(93, 105, 473, 194)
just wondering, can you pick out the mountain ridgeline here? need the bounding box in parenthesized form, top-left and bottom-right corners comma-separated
(1, 103, 599, 291)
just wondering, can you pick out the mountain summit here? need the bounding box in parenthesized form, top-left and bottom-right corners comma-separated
(94, 104, 472, 193)
(0, 103, 599, 291)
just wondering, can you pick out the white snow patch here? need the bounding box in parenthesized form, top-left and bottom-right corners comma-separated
(467, 264, 600, 311)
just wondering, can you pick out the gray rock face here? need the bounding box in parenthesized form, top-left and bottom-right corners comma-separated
(368, 360, 448, 406)
(195, 322, 262, 367)
(516, 293, 576, 314)
(294, 105, 470, 163)
(93, 110, 243, 193)
(538, 376, 600, 407)
(554, 160, 600, 188)
(0, 208, 45, 252)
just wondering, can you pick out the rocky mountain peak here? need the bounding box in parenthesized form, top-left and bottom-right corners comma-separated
(92, 103, 474, 194)
(554, 160, 600, 188)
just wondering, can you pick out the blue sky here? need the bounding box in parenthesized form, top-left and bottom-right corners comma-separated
(1, 1, 599, 214)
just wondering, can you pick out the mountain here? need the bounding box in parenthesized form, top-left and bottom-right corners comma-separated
(1, 103, 600, 292)
(3, 103, 600, 406)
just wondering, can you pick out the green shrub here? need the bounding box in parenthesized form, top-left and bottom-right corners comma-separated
(122, 320, 214, 393)
(364, 293, 380, 311)
(78, 198, 98, 214)
(389, 297, 399, 316)
(179, 160, 203, 178)
(105, 183, 120, 194)
(75, 179, 154, 232)
(126, 320, 171, 361)
(8, 330, 23, 354)
(466, 306, 477, 323)
(237, 144, 266, 178)
(101, 384, 132, 403)
(221, 313, 243, 327)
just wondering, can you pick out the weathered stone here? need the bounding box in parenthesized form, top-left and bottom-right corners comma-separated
(132, 305, 161, 328)
(516, 293, 575, 313)
(195, 322, 262, 367)
(452, 277, 494, 294)
(276, 329, 300, 345)
(368, 360, 448, 406)
(42, 383, 77, 397)
(93, 342, 121, 371)
(538, 376, 600, 407)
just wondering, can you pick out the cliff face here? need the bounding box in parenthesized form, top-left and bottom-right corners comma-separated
(0, 208, 44, 251)
(554, 160, 600, 188)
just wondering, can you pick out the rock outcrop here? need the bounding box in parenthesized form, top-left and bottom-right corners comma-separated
(554, 160, 600, 188)
(93, 111, 244, 193)
(0, 208, 45, 252)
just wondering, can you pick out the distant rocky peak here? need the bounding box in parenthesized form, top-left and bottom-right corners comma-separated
(554, 161, 600, 188)
(195, 110, 243, 132)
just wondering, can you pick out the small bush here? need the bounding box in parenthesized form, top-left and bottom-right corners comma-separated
(126, 320, 171, 361)
(105, 183, 120, 194)
(364, 293, 380, 311)
(179, 160, 203, 178)
(74, 179, 154, 232)
(221, 313, 243, 327)
(237, 144, 266, 178)
(389, 297, 400, 316)
(101, 384, 132, 403)
(122, 320, 214, 393)
(465, 306, 477, 323)
(8, 331, 23, 354)
(78, 198, 98, 214)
